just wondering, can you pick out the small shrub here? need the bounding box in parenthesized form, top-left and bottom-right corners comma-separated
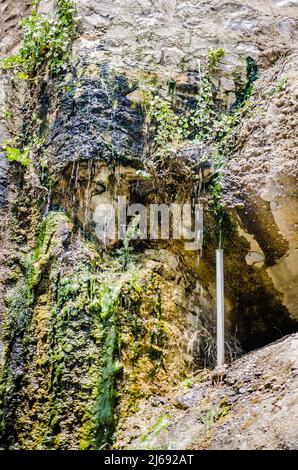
(1, 0, 78, 78)
(208, 47, 225, 71)
(188, 322, 242, 368)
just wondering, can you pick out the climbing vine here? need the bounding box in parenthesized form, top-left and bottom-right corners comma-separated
(1, 0, 78, 79)
(147, 47, 227, 156)
(146, 50, 258, 245)
(1, 0, 78, 167)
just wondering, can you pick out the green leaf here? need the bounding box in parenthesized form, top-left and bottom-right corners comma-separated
(6, 145, 30, 166)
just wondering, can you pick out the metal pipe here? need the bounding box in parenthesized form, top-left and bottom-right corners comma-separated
(216, 249, 225, 367)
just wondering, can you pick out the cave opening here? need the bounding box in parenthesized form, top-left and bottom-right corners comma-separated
(232, 295, 297, 353)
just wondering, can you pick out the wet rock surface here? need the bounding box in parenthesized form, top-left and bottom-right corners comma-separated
(0, 0, 297, 450)
(0, 155, 8, 209)
(223, 52, 298, 321)
(47, 65, 145, 173)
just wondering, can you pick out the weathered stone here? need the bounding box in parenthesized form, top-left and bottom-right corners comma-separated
(220, 76, 235, 92)
(277, 17, 297, 38)
(116, 334, 298, 450)
(245, 251, 265, 267)
(224, 17, 259, 34)
(0, 0, 298, 452)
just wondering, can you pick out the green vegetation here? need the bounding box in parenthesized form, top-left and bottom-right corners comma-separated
(140, 413, 171, 445)
(208, 47, 225, 71)
(233, 57, 258, 109)
(1, 1, 78, 168)
(1, 0, 78, 79)
(5, 144, 30, 166)
(201, 403, 231, 430)
(147, 49, 258, 246)
(270, 77, 288, 97)
(181, 377, 193, 389)
(3, 134, 46, 167)
(191, 74, 217, 142)
(4, 134, 44, 166)
(2, 110, 13, 120)
(147, 47, 225, 155)
(149, 287, 165, 366)
(208, 57, 258, 245)
(95, 280, 121, 448)
(0, 210, 168, 449)
(147, 96, 189, 159)
(116, 215, 140, 270)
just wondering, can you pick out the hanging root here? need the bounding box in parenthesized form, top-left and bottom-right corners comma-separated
(144, 142, 213, 202)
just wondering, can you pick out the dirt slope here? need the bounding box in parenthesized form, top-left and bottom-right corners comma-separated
(116, 333, 298, 450)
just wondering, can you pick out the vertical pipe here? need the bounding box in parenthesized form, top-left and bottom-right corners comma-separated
(216, 249, 225, 367)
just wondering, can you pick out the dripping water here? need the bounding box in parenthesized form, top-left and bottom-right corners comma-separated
(83, 159, 93, 234)
(69, 159, 76, 195)
(44, 186, 52, 216)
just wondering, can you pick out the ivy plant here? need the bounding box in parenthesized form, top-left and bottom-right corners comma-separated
(1, 1, 78, 168)
(5, 144, 30, 166)
(147, 96, 189, 158)
(147, 48, 258, 246)
(1, 0, 78, 79)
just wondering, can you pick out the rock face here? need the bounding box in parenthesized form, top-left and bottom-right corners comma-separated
(116, 333, 298, 450)
(0, 0, 297, 450)
(223, 52, 298, 322)
(0, 0, 31, 56)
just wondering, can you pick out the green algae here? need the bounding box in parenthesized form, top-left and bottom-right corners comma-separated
(0, 210, 169, 449)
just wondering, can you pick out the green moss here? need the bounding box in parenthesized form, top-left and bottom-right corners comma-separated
(233, 57, 258, 110)
(1, 210, 170, 449)
(95, 281, 121, 447)
(140, 413, 171, 445)
(0, 284, 29, 447)
(201, 403, 231, 430)
(27, 211, 70, 303)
